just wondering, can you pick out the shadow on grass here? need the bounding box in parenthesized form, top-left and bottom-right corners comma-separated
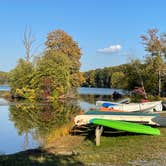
(0, 149, 84, 166)
(72, 125, 143, 145)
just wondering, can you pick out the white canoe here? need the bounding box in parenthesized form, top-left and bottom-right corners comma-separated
(96, 98, 130, 107)
(96, 101, 162, 112)
(111, 101, 162, 112)
(74, 114, 159, 126)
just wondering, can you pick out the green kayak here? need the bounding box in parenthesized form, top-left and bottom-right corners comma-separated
(90, 118, 160, 135)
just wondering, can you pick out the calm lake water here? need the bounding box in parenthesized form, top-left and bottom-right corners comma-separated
(0, 86, 122, 154)
(0, 85, 10, 91)
(78, 87, 126, 95)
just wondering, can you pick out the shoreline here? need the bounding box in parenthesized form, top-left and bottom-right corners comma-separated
(1, 131, 166, 166)
(0, 90, 166, 165)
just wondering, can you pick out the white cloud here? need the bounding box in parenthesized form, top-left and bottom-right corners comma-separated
(97, 44, 122, 54)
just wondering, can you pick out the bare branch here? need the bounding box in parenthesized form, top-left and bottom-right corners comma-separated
(23, 25, 36, 62)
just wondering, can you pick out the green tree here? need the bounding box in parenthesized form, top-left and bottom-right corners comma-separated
(83, 70, 96, 87)
(143, 56, 164, 95)
(141, 28, 166, 96)
(31, 51, 71, 99)
(9, 59, 34, 96)
(45, 30, 82, 87)
(111, 71, 127, 89)
(126, 59, 147, 98)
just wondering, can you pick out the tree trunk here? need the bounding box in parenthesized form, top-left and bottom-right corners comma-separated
(141, 80, 147, 99)
(158, 70, 161, 96)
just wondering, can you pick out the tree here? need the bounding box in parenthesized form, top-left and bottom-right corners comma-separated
(128, 59, 147, 98)
(111, 71, 126, 89)
(45, 30, 82, 87)
(82, 70, 96, 87)
(141, 29, 166, 96)
(9, 59, 34, 96)
(143, 56, 164, 95)
(23, 26, 36, 62)
(31, 50, 71, 99)
(141, 28, 166, 58)
(9, 27, 36, 99)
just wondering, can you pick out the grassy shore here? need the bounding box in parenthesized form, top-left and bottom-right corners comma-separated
(0, 95, 166, 165)
(0, 126, 166, 166)
(75, 127, 166, 165)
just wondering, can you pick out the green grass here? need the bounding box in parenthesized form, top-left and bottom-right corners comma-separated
(0, 127, 166, 166)
(75, 128, 166, 165)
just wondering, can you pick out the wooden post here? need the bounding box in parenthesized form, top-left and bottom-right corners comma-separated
(95, 126, 103, 146)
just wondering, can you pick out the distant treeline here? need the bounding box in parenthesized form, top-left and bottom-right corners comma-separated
(0, 71, 8, 85)
(82, 58, 166, 96)
(82, 62, 142, 89)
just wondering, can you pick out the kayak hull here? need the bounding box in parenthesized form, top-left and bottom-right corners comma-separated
(90, 118, 160, 135)
(74, 114, 159, 126)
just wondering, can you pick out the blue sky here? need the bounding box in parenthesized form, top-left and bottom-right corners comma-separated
(0, 0, 166, 72)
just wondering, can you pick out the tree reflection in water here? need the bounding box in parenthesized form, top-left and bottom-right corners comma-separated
(9, 101, 81, 150)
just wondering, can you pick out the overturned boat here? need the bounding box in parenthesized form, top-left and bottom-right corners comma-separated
(74, 111, 160, 126)
(96, 100, 163, 112)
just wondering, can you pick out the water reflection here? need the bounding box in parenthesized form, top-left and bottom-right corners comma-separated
(0, 87, 125, 154)
(9, 101, 81, 151)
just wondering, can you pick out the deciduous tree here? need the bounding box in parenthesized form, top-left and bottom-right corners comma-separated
(111, 71, 127, 89)
(141, 29, 166, 96)
(45, 30, 82, 87)
(9, 59, 34, 95)
(31, 50, 71, 99)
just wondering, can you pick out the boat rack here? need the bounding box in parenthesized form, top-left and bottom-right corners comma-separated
(71, 124, 117, 146)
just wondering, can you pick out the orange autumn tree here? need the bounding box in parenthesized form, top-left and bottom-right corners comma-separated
(45, 30, 83, 88)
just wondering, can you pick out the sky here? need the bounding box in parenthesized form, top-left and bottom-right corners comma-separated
(0, 0, 166, 72)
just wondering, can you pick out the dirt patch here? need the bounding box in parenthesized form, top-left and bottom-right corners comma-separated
(43, 135, 84, 155)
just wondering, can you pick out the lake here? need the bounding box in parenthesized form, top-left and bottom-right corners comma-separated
(0, 86, 122, 154)
(78, 87, 126, 95)
(0, 85, 10, 91)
